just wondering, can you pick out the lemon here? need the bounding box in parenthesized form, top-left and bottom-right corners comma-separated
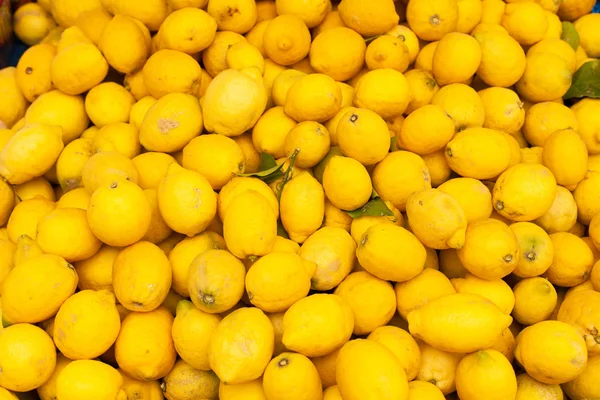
(473, 31, 526, 87)
(493, 164, 557, 222)
(372, 151, 432, 211)
(226, 41, 265, 74)
(119, 372, 163, 400)
(478, 87, 525, 135)
(94, 123, 141, 159)
(515, 320, 588, 384)
(73, 245, 118, 291)
(353, 68, 411, 119)
(542, 128, 588, 189)
(456, 0, 483, 32)
(529, 38, 577, 74)
(263, 352, 323, 400)
(219, 378, 267, 400)
(81, 151, 139, 194)
(245, 20, 271, 58)
(13, 3, 55, 46)
(252, 107, 297, 159)
(416, 341, 464, 395)
(517, 373, 565, 400)
(202, 31, 247, 78)
(335, 108, 390, 165)
(50, 42, 109, 95)
(336, 339, 409, 400)
(13, 177, 54, 203)
(509, 222, 555, 278)
(142, 188, 173, 244)
(1, 254, 78, 324)
(455, 350, 517, 400)
(85, 83, 135, 129)
(283, 294, 353, 357)
(218, 177, 279, 222)
(280, 172, 325, 244)
(15, 44, 55, 103)
(311, 348, 340, 389)
(523, 102, 579, 147)
(407, 381, 445, 400)
(481, 0, 505, 23)
(309, 27, 366, 81)
(501, 2, 548, 45)
(142, 49, 202, 99)
(406, 0, 459, 41)
(558, 289, 600, 354)
(263, 15, 311, 66)
(0, 179, 13, 228)
(98, 15, 150, 74)
(432, 84, 485, 132)
(571, 98, 600, 155)
(403, 69, 439, 114)
(36, 353, 72, 400)
(283, 122, 331, 169)
(53, 289, 120, 360)
(162, 360, 219, 400)
(56, 359, 125, 400)
(399, 104, 455, 155)
(516, 52, 572, 103)
(437, 178, 492, 223)
(432, 32, 481, 86)
(452, 274, 515, 315)
(186, 249, 246, 315)
(12, 234, 43, 269)
(285, 73, 342, 123)
(563, 355, 600, 400)
(334, 271, 396, 335)
(172, 300, 221, 372)
(0, 323, 56, 392)
(115, 308, 176, 381)
(489, 328, 516, 363)
(350, 200, 403, 244)
(271, 70, 305, 108)
(209, 307, 273, 384)
(394, 268, 456, 319)
(6, 196, 55, 243)
(367, 326, 421, 381)
(129, 96, 157, 129)
(207, 0, 256, 33)
(37, 207, 101, 262)
(365, 35, 410, 72)
(422, 150, 452, 187)
(408, 292, 513, 353)
(323, 155, 372, 211)
(158, 7, 217, 55)
(55, 138, 94, 192)
(357, 223, 426, 282)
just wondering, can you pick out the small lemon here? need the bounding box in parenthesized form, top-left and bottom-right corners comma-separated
(545, 232, 594, 287)
(510, 222, 555, 278)
(15, 44, 56, 103)
(432, 83, 485, 131)
(226, 41, 265, 73)
(336, 339, 409, 400)
(501, 2, 548, 45)
(245, 20, 271, 57)
(515, 320, 587, 384)
(311, 348, 340, 389)
(353, 68, 411, 118)
(252, 106, 297, 159)
(516, 52, 572, 103)
(53, 289, 120, 360)
(283, 121, 330, 168)
(187, 249, 246, 314)
(403, 69, 439, 114)
(1, 254, 78, 324)
(299, 227, 356, 291)
(394, 268, 456, 319)
(140, 92, 203, 152)
(523, 102, 579, 147)
(349, 200, 403, 244)
(162, 360, 219, 400)
(172, 300, 221, 371)
(432, 32, 481, 86)
(129, 96, 158, 129)
(571, 98, 600, 155)
(457, 219, 519, 279)
(6, 196, 55, 243)
(478, 87, 525, 134)
(373, 151, 432, 211)
(337, 108, 390, 165)
(455, 350, 517, 400)
(132, 152, 177, 190)
(202, 31, 247, 78)
(574, 171, 600, 225)
(399, 104, 455, 155)
(263, 15, 311, 66)
(285, 73, 342, 123)
(493, 163, 557, 222)
(87, 179, 151, 247)
(406, 0, 459, 40)
(357, 223, 426, 282)
(209, 307, 274, 384)
(50, 43, 108, 95)
(365, 35, 410, 72)
(323, 156, 372, 211)
(488, 328, 516, 363)
(387, 25, 420, 63)
(280, 172, 325, 243)
(207, 0, 257, 33)
(0, 323, 56, 392)
(55, 138, 94, 192)
(37, 207, 102, 262)
(263, 352, 323, 400)
(473, 31, 526, 87)
(12, 234, 43, 269)
(218, 176, 279, 221)
(85, 82, 135, 128)
(115, 308, 176, 380)
(13, 3, 55, 46)
(309, 27, 366, 81)
(416, 341, 464, 395)
(334, 271, 396, 335)
(422, 149, 452, 187)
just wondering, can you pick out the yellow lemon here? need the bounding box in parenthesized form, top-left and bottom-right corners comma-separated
(115, 308, 176, 380)
(357, 223, 426, 282)
(323, 156, 372, 211)
(422, 149, 452, 187)
(187, 249, 246, 314)
(528, 38, 577, 74)
(299, 227, 356, 291)
(0, 68, 27, 129)
(373, 151, 432, 211)
(13, 3, 55, 46)
(209, 307, 274, 384)
(162, 360, 219, 400)
(85, 82, 135, 128)
(263, 353, 323, 400)
(207, 0, 257, 33)
(542, 128, 587, 188)
(336, 108, 390, 165)
(416, 341, 464, 395)
(0, 323, 56, 392)
(283, 121, 330, 168)
(403, 69, 439, 114)
(245, 20, 271, 58)
(337, 0, 398, 36)
(283, 294, 353, 357)
(55, 138, 94, 192)
(573, 14, 600, 58)
(394, 268, 456, 319)
(0, 179, 13, 227)
(349, 200, 403, 244)
(432, 83, 485, 131)
(523, 101, 578, 147)
(140, 92, 203, 153)
(143, 188, 174, 244)
(1, 254, 78, 324)
(399, 104, 454, 155)
(501, 2, 548, 45)
(336, 339, 408, 400)
(285, 73, 342, 122)
(219, 378, 267, 400)
(311, 348, 339, 389)
(81, 151, 139, 194)
(489, 328, 516, 363)
(73, 245, 118, 291)
(99, 15, 150, 74)
(12, 234, 43, 270)
(406, 188, 467, 250)
(432, 32, 481, 86)
(50, 42, 108, 95)
(478, 87, 525, 134)
(6, 196, 55, 243)
(13, 177, 54, 203)
(515, 373, 565, 400)
(452, 273, 514, 315)
(562, 355, 600, 400)
(280, 172, 325, 243)
(455, 350, 517, 400)
(87, 179, 151, 247)
(143, 50, 202, 99)
(36, 353, 72, 400)
(202, 31, 247, 77)
(37, 207, 101, 262)
(94, 123, 141, 159)
(263, 15, 311, 66)
(574, 171, 600, 224)
(473, 31, 526, 87)
(53, 289, 120, 360)
(353, 68, 411, 118)
(406, 0, 459, 40)
(0, 124, 63, 185)
(456, 0, 483, 33)
(493, 163, 557, 222)
(510, 222, 555, 278)
(218, 176, 279, 221)
(516, 52, 572, 103)
(407, 381, 445, 400)
(368, 326, 421, 381)
(457, 218, 519, 279)
(481, 0, 505, 23)
(309, 27, 366, 81)
(15, 44, 56, 103)
(515, 320, 587, 384)
(334, 271, 396, 335)
(226, 41, 265, 73)
(55, 359, 125, 400)
(365, 35, 410, 72)
(437, 178, 492, 223)
(571, 98, 600, 155)
(158, 8, 217, 54)
(252, 106, 297, 159)
(119, 372, 162, 400)
(408, 292, 513, 353)
(558, 289, 600, 354)
(73, 6, 111, 45)
(172, 300, 221, 371)
(129, 96, 157, 129)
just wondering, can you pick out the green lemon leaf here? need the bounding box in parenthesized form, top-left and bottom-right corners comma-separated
(237, 152, 284, 182)
(259, 152, 278, 170)
(561, 21, 580, 51)
(564, 60, 600, 100)
(347, 197, 395, 219)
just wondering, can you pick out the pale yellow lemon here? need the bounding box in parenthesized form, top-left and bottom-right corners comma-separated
(162, 360, 219, 400)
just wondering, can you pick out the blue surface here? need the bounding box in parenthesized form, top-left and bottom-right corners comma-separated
(594, 0, 600, 13)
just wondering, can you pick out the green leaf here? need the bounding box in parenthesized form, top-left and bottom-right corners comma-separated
(564, 60, 600, 100)
(276, 148, 300, 201)
(347, 198, 395, 219)
(364, 35, 379, 44)
(277, 220, 289, 239)
(237, 152, 285, 182)
(561, 22, 580, 51)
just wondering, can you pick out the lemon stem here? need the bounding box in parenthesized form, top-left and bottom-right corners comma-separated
(277, 148, 300, 202)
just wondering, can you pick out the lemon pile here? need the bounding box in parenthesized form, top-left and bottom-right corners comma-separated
(1, 0, 600, 399)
